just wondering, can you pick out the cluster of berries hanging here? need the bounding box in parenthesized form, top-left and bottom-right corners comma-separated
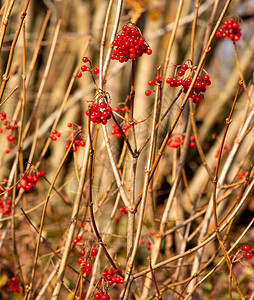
(17, 168, 45, 192)
(120, 206, 128, 214)
(166, 64, 211, 103)
(0, 178, 11, 215)
(74, 236, 99, 275)
(215, 19, 241, 42)
(65, 123, 85, 152)
(0, 111, 19, 154)
(0, 196, 11, 215)
(144, 76, 161, 96)
(77, 246, 98, 275)
(140, 238, 152, 250)
(49, 123, 86, 152)
(86, 101, 112, 125)
(49, 129, 61, 141)
(242, 244, 253, 259)
(9, 277, 21, 293)
(101, 268, 124, 285)
(167, 133, 196, 148)
(89, 292, 110, 300)
(111, 104, 131, 138)
(111, 24, 152, 63)
(76, 56, 99, 78)
(237, 171, 245, 180)
(214, 144, 231, 158)
(111, 123, 131, 138)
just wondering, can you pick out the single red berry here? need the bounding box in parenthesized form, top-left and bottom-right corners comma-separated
(67, 123, 72, 127)
(93, 68, 99, 74)
(81, 65, 87, 72)
(91, 248, 98, 257)
(73, 239, 78, 244)
(178, 69, 185, 77)
(203, 74, 210, 81)
(146, 49, 152, 55)
(80, 249, 85, 256)
(244, 252, 253, 259)
(242, 244, 250, 252)
(82, 57, 89, 63)
(78, 257, 85, 264)
(155, 75, 161, 82)
(85, 261, 92, 269)
(145, 90, 151, 96)
(99, 101, 107, 108)
(148, 80, 154, 86)
(181, 64, 188, 71)
(76, 72, 82, 78)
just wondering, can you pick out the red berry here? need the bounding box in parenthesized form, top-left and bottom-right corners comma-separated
(181, 64, 188, 71)
(148, 80, 154, 86)
(93, 68, 99, 74)
(155, 75, 161, 82)
(82, 57, 89, 63)
(178, 69, 185, 77)
(78, 257, 85, 264)
(85, 261, 92, 269)
(244, 252, 253, 259)
(76, 72, 82, 78)
(203, 74, 210, 81)
(242, 244, 250, 252)
(146, 49, 152, 55)
(145, 90, 151, 96)
(81, 65, 87, 72)
(91, 248, 98, 256)
(99, 101, 107, 108)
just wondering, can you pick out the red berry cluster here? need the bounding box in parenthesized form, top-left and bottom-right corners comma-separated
(120, 206, 128, 214)
(0, 111, 19, 154)
(242, 244, 253, 259)
(140, 238, 152, 250)
(0, 197, 11, 215)
(76, 56, 99, 78)
(237, 171, 245, 180)
(114, 105, 129, 114)
(111, 123, 131, 138)
(89, 292, 110, 300)
(111, 24, 152, 63)
(101, 268, 124, 285)
(65, 124, 86, 152)
(167, 134, 195, 148)
(9, 277, 21, 293)
(166, 64, 211, 103)
(86, 102, 112, 125)
(215, 144, 231, 158)
(49, 129, 61, 141)
(75, 236, 99, 275)
(0, 178, 12, 215)
(49, 123, 86, 152)
(17, 169, 45, 192)
(145, 76, 161, 96)
(215, 19, 241, 42)
(0, 187, 11, 216)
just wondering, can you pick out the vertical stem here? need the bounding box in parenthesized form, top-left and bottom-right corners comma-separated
(11, 21, 26, 292)
(127, 59, 137, 260)
(0, 0, 30, 102)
